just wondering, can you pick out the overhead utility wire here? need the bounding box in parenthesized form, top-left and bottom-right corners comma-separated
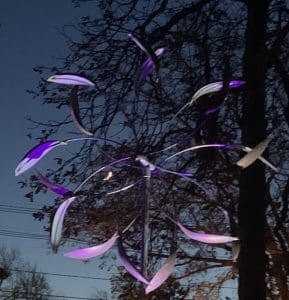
(0, 289, 99, 300)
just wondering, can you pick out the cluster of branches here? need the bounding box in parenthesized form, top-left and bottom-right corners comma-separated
(19, 0, 289, 299)
(0, 246, 51, 300)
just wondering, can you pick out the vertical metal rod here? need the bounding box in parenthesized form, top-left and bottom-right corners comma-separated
(140, 166, 151, 299)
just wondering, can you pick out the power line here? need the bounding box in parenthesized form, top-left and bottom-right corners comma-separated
(0, 227, 233, 260)
(0, 289, 100, 300)
(0, 286, 237, 300)
(0, 204, 42, 216)
(0, 204, 42, 209)
(10, 268, 112, 281)
(0, 204, 42, 211)
(0, 228, 86, 244)
(8, 269, 238, 290)
(0, 229, 46, 238)
(0, 208, 36, 215)
(4, 267, 238, 291)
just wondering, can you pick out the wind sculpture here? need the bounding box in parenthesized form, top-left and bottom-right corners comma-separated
(15, 32, 277, 295)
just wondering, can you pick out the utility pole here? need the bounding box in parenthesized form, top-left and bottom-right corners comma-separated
(239, 1, 268, 299)
(140, 166, 151, 299)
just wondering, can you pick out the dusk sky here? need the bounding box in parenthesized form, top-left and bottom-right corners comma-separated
(0, 2, 241, 299)
(1, 1, 286, 299)
(0, 1, 114, 299)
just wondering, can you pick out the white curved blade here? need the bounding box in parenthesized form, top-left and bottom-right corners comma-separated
(190, 80, 245, 104)
(64, 233, 118, 259)
(47, 74, 95, 87)
(51, 197, 77, 252)
(164, 142, 277, 171)
(232, 242, 240, 262)
(178, 222, 239, 244)
(135, 155, 157, 171)
(175, 80, 245, 116)
(241, 144, 277, 171)
(106, 182, 136, 195)
(146, 253, 176, 294)
(69, 87, 93, 136)
(237, 139, 270, 169)
(165, 143, 231, 161)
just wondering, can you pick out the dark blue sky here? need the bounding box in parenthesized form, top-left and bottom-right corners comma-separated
(0, 1, 114, 298)
(0, 2, 240, 299)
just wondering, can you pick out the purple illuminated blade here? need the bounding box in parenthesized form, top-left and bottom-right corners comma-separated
(117, 237, 150, 285)
(128, 33, 150, 56)
(36, 171, 72, 197)
(106, 182, 137, 195)
(204, 106, 221, 116)
(163, 142, 277, 171)
(135, 155, 205, 192)
(146, 253, 176, 294)
(155, 48, 165, 57)
(138, 59, 154, 81)
(158, 166, 206, 193)
(138, 48, 164, 81)
(64, 233, 118, 260)
(128, 33, 159, 69)
(136, 156, 156, 171)
(69, 87, 93, 136)
(217, 206, 230, 224)
(175, 80, 245, 116)
(51, 197, 77, 252)
(165, 143, 235, 161)
(178, 222, 239, 244)
(190, 80, 245, 104)
(237, 139, 270, 169)
(47, 74, 95, 87)
(229, 80, 245, 88)
(15, 140, 63, 176)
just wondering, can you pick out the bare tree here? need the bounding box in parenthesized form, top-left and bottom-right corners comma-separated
(0, 247, 17, 289)
(0, 246, 52, 300)
(18, 0, 289, 299)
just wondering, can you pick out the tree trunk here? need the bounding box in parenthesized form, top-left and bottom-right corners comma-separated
(238, 1, 268, 299)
